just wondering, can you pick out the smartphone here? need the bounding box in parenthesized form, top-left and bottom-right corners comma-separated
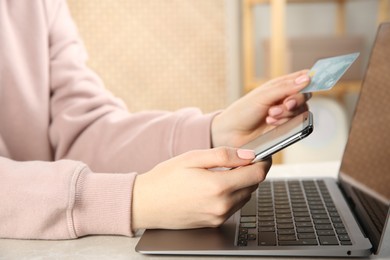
(241, 111, 313, 163)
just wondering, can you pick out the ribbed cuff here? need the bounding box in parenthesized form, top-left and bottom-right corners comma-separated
(71, 169, 137, 237)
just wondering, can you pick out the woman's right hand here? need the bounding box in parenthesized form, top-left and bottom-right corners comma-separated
(132, 147, 271, 231)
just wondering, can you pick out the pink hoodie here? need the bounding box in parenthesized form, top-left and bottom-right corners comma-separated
(0, 0, 214, 239)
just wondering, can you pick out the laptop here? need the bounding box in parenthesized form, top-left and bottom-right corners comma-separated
(135, 23, 390, 257)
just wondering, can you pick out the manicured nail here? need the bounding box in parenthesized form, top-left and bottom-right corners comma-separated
(295, 75, 310, 85)
(237, 149, 255, 160)
(269, 106, 283, 117)
(266, 116, 278, 124)
(285, 99, 297, 110)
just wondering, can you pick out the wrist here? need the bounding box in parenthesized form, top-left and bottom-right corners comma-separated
(210, 114, 226, 147)
(132, 174, 147, 230)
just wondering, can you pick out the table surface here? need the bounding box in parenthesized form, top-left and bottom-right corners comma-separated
(1, 161, 389, 260)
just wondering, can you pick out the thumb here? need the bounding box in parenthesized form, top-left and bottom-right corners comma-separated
(178, 147, 255, 169)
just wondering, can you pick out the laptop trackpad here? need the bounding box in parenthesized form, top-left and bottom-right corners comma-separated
(136, 216, 237, 253)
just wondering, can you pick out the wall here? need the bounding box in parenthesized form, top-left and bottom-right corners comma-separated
(67, 0, 228, 113)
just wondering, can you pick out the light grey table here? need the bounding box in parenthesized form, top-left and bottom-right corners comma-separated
(1, 162, 389, 260)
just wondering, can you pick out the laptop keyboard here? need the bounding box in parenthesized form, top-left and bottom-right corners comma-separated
(237, 180, 352, 247)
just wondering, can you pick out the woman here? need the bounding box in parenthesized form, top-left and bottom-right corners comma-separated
(0, 0, 311, 239)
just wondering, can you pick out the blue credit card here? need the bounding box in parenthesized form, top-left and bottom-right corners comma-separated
(301, 52, 360, 93)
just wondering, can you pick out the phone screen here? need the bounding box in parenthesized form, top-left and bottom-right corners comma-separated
(241, 111, 313, 162)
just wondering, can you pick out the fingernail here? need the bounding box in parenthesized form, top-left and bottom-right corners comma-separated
(285, 99, 297, 110)
(266, 116, 278, 124)
(269, 106, 283, 117)
(304, 92, 313, 100)
(295, 75, 310, 85)
(237, 149, 255, 160)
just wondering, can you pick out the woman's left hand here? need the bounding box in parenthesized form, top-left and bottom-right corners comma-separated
(211, 70, 312, 148)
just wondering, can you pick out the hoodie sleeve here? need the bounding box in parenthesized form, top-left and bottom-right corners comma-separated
(0, 0, 216, 240)
(47, 0, 215, 174)
(0, 156, 137, 239)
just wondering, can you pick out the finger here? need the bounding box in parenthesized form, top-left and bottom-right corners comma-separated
(177, 147, 256, 169)
(220, 159, 272, 191)
(224, 185, 259, 218)
(268, 93, 310, 119)
(264, 69, 308, 86)
(283, 92, 312, 112)
(256, 70, 311, 107)
(266, 105, 309, 126)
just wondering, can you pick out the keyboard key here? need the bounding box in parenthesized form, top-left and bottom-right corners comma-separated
(314, 219, 331, 224)
(276, 219, 293, 224)
(312, 214, 329, 219)
(278, 235, 297, 241)
(317, 230, 336, 236)
(259, 216, 274, 221)
(240, 223, 256, 228)
(247, 234, 257, 240)
(259, 211, 274, 216)
(333, 223, 345, 228)
(338, 234, 351, 241)
(259, 226, 275, 232)
(308, 201, 323, 206)
(241, 216, 256, 223)
(295, 217, 311, 222)
(258, 203, 273, 208)
(309, 205, 325, 210)
(293, 212, 310, 217)
(293, 208, 309, 212)
(258, 199, 273, 203)
(296, 222, 313, 227)
(238, 234, 247, 240)
(258, 207, 273, 212)
(237, 240, 247, 246)
(311, 210, 327, 214)
(275, 204, 291, 209)
(325, 202, 335, 207)
(297, 227, 314, 233)
(277, 223, 294, 229)
(315, 224, 333, 230)
(276, 209, 292, 214)
(279, 239, 318, 245)
(259, 221, 275, 227)
(298, 233, 316, 239)
(278, 229, 295, 235)
(319, 236, 339, 245)
(276, 213, 293, 219)
(336, 228, 347, 234)
(292, 203, 307, 208)
(331, 217, 342, 223)
(239, 228, 248, 234)
(258, 232, 276, 246)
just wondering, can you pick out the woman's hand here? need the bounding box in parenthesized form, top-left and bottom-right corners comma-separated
(132, 147, 271, 230)
(211, 70, 312, 148)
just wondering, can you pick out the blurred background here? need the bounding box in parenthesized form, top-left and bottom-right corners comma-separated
(67, 0, 389, 164)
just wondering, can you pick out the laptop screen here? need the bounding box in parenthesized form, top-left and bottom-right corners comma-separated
(338, 23, 390, 253)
